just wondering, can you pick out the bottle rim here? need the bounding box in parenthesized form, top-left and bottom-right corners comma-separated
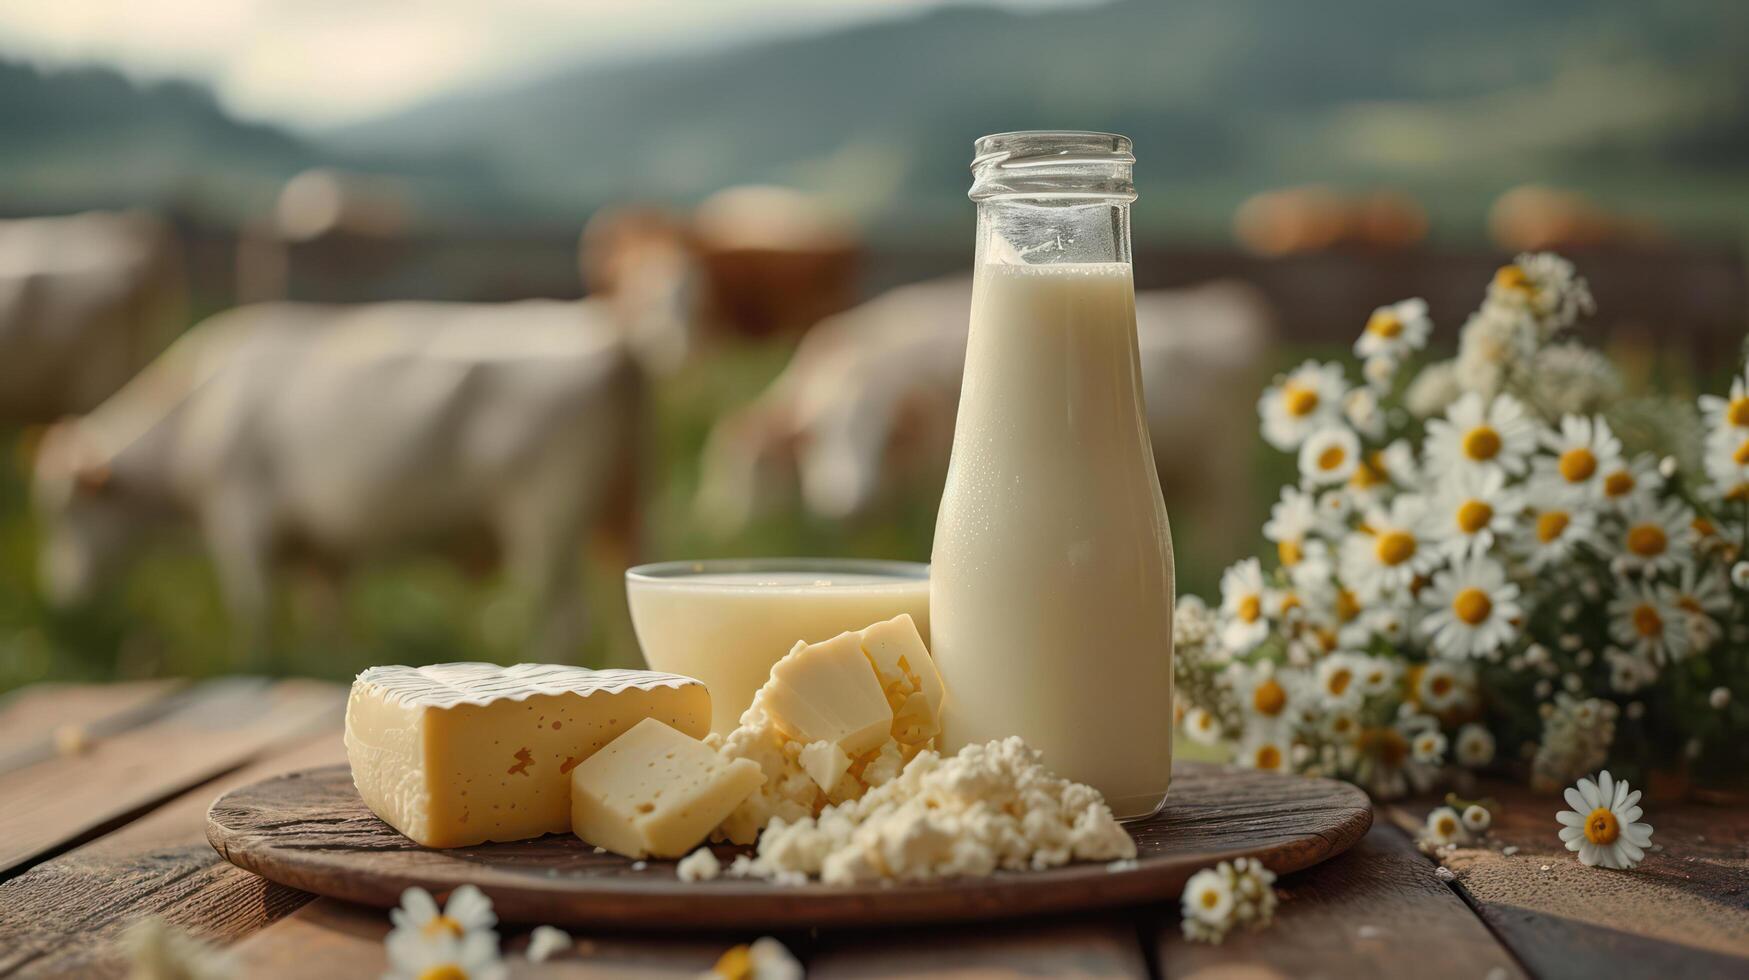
(970, 131, 1135, 203)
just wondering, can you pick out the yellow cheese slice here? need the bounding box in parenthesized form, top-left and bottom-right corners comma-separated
(570, 717, 764, 858)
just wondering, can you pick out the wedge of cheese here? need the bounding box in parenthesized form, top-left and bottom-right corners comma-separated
(345, 663, 709, 848)
(570, 718, 764, 858)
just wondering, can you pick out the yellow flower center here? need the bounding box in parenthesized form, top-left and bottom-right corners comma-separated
(1559, 447, 1597, 482)
(1283, 382, 1320, 418)
(1255, 744, 1283, 770)
(1367, 310, 1404, 338)
(1584, 807, 1620, 845)
(1318, 444, 1349, 471)
(1332, 715, 1355, 735)
(1456, 499, 1493, 534)
(1327, 669, 1353, 696)
(1453, 587, 1493, 625)
(1728, 396, 1749, 427)
(1678, 596, 1703, 615)
(1626, 524, 1667, 557)
(1200, 887, 1222, 909)
(1734, 438, 1749, 466)
(1462, 425, 1502, 462)
(1435, 814, 1459, 837)
(1253, 679, 1288, 716)
(1278, 593, 1303, 616)
(1632, 603, 1663, 637)
(1603, 470, 1635, 497)
(712, 945, 754, 980)
(1375, 530, 1417, 566)
(1730, 482, 1749, 502)
(1428, 674, 1454, 698)
(1693, 517, 1716, 537)
(1359, 727, 1408, 767)
(1237, 594, 1262, 623)
(1335, 588, 1361, 623)
(1536, 511, 1571, 543)
(418, 968, 469, 980)
(1493, 264, 1533, 294)
(422, 916, 464, 940)
(1351, 455, 1388, 490)
(1278, 538, 1303, 567)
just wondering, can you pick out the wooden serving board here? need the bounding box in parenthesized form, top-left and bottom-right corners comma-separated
(207, 761, 1370, 929)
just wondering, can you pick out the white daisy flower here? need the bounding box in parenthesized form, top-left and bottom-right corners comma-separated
(1595, 454, 1663, 510)
(1698, 367, 1749, 437)
(1414, 660, 1474, 713)
(1710, 687, 1732, 710)
(1487, 253, 1595, 333)
(1735, 562, 1749, 589)
(1264, 485, 1321, 568)
(386, 932, 506, 980)
(1454, 723, 1495, 767)
(1183, 706, 1224, 746)
(389, 885, 497, 946)
(1423, 392, 1538, 478)
(1534, 414, 1623, 495)
(1605, 647, 1658, 694)
(1427, 467, 1522, 559)
(1357, 604, 1412, 648)
(1323, 708, 1362, 743)
(1703, 426, 1749, 500)
(1354, 719, 1439, 799)
(1608, 497, 1693, 576)
(1519, 489, 1601, 571)
(1411, 729, 1448, 765)
(1260, 360, 1348, 451)
(1339, 495, 1438, 601)
(1670, 564, 1730, 652)
(1299, 426, 1361, 486)
(1607, 579, 1691, 665)
(1556, 770, 1653, 870)
(1354, 297, 1432, 361)
(1182, 867, 1236, 926)
(1419, 557, 1523, 660)
(1226, 661, 1295, 726)
(1313, 653, 1367, 709)
(1343, 386, 1388, 441)
(1363, 353, 1399, 393)
(1462, 804, 1492, 834)
(1356, 656, 1399, 697)
(1219, 558, 1271, 652)
(1423, 805, 1466, 845)
(1237, 730, 1291, 773)
(1454, 304, 1536, 397)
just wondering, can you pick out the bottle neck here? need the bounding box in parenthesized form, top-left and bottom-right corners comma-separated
(974, 198, 1132, 269)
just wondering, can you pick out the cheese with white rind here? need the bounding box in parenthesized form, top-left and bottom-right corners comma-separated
(569, 717, 764, 858)
(345, 663, 709, 848)
(760, 632, 893, 756)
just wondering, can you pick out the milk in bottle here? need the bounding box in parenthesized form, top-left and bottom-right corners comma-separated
(930, 132, 1174, 818)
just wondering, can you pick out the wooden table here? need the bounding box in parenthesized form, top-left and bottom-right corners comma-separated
(1, 678, 1745, 979)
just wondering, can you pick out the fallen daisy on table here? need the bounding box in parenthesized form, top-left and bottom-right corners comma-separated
(122, 916, 235, 980)
(384, 931, 506, 980)
(388, 885, 497, 945)
(1180, 857, 1278, 944)
(526, 925, 573, 963)
(702, 937, 804, 980)
(1556, 769, 1654, 869)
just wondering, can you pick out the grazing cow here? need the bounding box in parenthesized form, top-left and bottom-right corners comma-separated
(31, 300, 644, 660)
(0, 211, 185, 422)
(695, 276, 1276, 558)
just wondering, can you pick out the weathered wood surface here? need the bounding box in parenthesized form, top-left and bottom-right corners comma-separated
(205, 761, 1372, 929)
(808, 915, 1151, 979)
(1156, 821, 1526, 980)
(0, 678, 185, 772)
(0, 733, 346, 978)
(0, 677, 342, 876)
(1383, 786, 1749, 980)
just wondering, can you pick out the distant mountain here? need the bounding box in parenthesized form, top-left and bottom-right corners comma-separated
(333, 0, 1749, 241)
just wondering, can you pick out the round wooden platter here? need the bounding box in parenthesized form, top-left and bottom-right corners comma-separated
(207, 761, 1370, 929)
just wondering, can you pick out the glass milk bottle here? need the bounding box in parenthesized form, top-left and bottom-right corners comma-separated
(931, 131, 1174, 818)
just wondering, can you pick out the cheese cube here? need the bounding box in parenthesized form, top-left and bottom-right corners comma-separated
(760, 632, 893, 756)
(345, 663, 709, 848)
(859, 613, 944, 743)
(798, 740, 853, 794)
(570, 718, 764, 858)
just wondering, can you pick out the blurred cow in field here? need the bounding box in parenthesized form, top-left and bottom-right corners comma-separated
(580, 186, 859, 368)
(695, 276, 1276, 557)
(32, 300, 643, 660)
(0, 211, 185, 422)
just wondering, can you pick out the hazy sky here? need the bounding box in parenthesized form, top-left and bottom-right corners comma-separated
(0, 0, 1089, 129)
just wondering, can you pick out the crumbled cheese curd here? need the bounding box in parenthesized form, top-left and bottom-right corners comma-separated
(728, 737, 1136, 885)
(677, 847, 724, 882)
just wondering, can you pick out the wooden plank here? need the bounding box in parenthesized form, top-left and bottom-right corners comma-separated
(0, 679, 186, 771)
(1155, 822, 1525, 980)
(808, 915, 1147, 979)
(0, 677, 342, 877)
(231, 899, 774, 979)
(0, 730, 346, 978)
(1384, 783, 1749, 979)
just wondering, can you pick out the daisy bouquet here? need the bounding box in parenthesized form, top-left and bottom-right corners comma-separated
(1174, 253, 1749, 798)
